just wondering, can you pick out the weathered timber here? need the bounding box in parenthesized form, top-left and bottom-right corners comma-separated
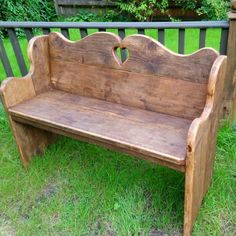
(0, 32, 226, 235)
(224, 1, 236, 121)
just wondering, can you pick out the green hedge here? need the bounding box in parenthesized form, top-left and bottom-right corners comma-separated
(0, 0, 56, 22)
(117, 0, 230, 21)
(0, 0, 230, 23)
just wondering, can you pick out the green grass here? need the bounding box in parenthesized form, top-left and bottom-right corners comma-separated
(0, 29, 235, 235)
(0, 104, 235, 236)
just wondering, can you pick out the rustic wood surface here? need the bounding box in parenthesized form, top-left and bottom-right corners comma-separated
(49, 32, 218, 119)
(28, 35, 51, 94)
(184, 55, 227, 235)
(11, 114, 186, 172)
(0, 35, 56, 166)
(9, 89, 191, 167)
(0, 32, 226, 235)
(0, 77, 56, 166)
(224, 11, 236, 121)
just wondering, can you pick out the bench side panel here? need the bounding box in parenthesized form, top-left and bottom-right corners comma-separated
(49, 32, 219, 119)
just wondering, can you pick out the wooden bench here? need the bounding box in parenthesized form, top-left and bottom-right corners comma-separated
(0, 32, 227, 235)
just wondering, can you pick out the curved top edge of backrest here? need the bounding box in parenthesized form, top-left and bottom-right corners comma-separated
(121, 33, 219, 57)
(47, 31, 219, 83)
(48, 31, 219, 58)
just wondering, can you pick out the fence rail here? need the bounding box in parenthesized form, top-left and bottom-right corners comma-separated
(0, 21, 230, 78)
(0, 21, 229, 28)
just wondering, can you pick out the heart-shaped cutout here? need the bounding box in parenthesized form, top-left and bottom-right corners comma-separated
(113, 46, 129, 65)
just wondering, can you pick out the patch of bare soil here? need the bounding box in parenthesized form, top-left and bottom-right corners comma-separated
(0, 213, 16, 236)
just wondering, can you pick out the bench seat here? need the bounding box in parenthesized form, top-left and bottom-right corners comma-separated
(9, 89, 191, 169)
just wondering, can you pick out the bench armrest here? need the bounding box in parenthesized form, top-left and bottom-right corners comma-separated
(0, 76, 35, 108)
(187, 55, 227, 156)
(0, 35, 50, 109)
(184, 56, 227, 233)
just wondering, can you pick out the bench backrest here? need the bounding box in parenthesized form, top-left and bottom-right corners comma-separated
(48, 32, 219, 120)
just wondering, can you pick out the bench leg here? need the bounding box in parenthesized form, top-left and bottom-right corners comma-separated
(10, 118, 56, 166)
(183, 147, 215, 236)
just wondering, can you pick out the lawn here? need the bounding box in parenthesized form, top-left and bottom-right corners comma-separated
(0, 29, 235, 235)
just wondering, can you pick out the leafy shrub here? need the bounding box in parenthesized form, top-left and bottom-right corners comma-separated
(117, 0, 230, 21)
(0, 0, 56, 22)
(175, 0, 229, 20)
(197, 0, 229, 20)
(117, 0, 169, 21)
(0, 0, 230, 23)
(63, 9, 127, 22)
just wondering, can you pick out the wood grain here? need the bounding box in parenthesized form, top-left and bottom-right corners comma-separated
(28, 35, 51, 94)
(0, 77, 35, 108)
(0, 35, 56, 166)
(10, 120, 56, 166)
(0, 32, 225, 235)
(184, 55, 227, 236)
(224, 15, 236, 121)
(0, 77, 56, 166)
(49, 32, 218, 119)
(9, 89, 192, 167)
(50, 62, 208, 120)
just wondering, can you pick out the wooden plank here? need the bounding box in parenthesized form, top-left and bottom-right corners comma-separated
(0, 34, 58, 163)
(49, 32, 218, 83)
(9, 89, 192, 167)
(0, 30, 224, 235)
(12, 113, 184, 172)
(9, 120, 56, 166)
(49, 32, 218, 119)
(27, 35, 51, 94)
(57, 0, 116, 6)
(7, 28, 28, 76)
(51, 62, 208, 120)
(0, 37, 14, 77)
(24, 28, 34, 41)
(0, 77, 56, 166)
(184, 56, 227, 235)
(158, 29, 165, 44)
(223, 16, 236, 121)
(199, 28, 206, 48)
(178, 28, 185, 54)
(0, 77, 36, 108)
(54, 0, 60, 14)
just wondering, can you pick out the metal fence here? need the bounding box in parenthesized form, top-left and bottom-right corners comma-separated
(0, 21, 229, 79)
